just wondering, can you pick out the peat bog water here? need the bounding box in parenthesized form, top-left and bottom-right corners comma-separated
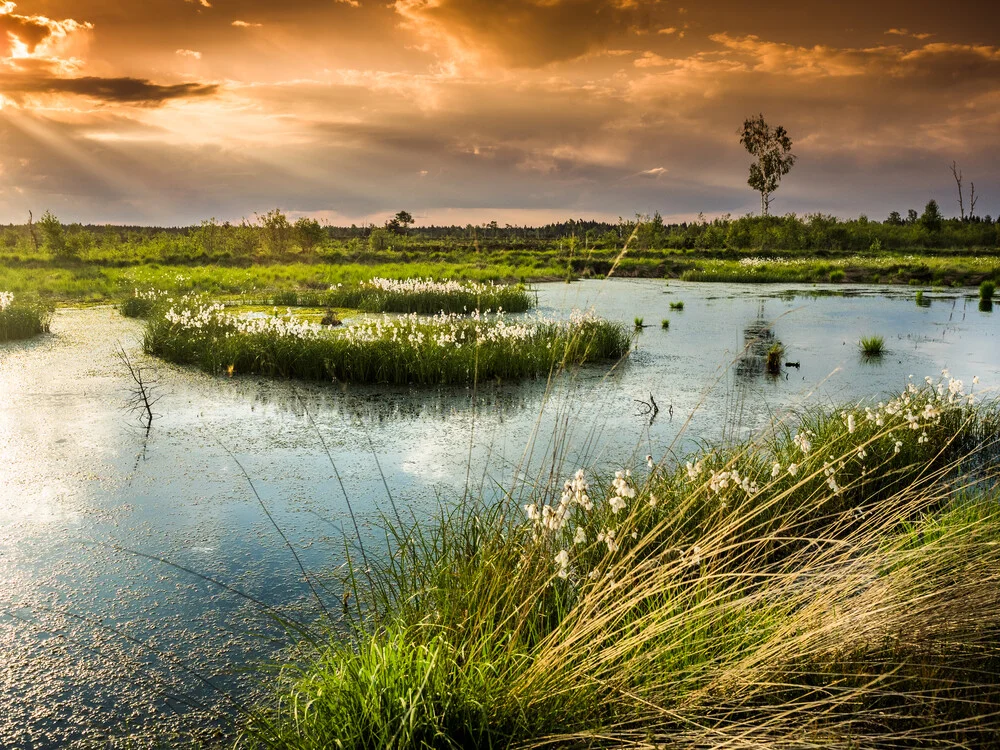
(1, 279, 997, 747)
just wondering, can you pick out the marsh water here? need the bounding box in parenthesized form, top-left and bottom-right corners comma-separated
(1, 279, 997, 747)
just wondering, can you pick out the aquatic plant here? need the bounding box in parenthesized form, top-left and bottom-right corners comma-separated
(765, 342, 785, 375)
(661, 319, 670, 329)
(634, 316, 644, 330)
(144, 302, 631, 386)
(669, 301, 684, 311)
(859, 334, 885, 357)
(0, 292, 50, 342)
(981, 280, 996, 301)
(829, 268, 846, 283)
(246, 376, 1000, 749)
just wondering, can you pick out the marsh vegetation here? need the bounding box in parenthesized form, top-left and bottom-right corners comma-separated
(245, 376, 1000, 749)
(143, 300, 630, 386)
(0, 292, 50, 342)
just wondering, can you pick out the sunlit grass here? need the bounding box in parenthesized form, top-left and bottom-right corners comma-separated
(243, 377, 1000, 749)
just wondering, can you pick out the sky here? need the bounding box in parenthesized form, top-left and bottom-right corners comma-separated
(0, 0, 997, 226)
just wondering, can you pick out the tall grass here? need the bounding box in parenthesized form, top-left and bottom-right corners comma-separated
(273, 278, 534, 315)
(144, 302, 631, 386)
(0, 292, 50, 342)
(243, 377, 1000, 749)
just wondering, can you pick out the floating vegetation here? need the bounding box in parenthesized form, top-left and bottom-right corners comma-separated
(859, 334, 885, 357)
(272, 278, 535, 315)
(249, 376, 1000, 750)
(144, 301, 630, 385)
(669, 301, 685, 311)
(661, 319, 670, 330)
(981, 280, 996, 311)
(0, 292, 50, 342)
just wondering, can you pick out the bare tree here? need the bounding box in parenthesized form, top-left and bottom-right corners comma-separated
(951, 161, 966, 220)
(115, 345, 160, 433)
(970, 181, 979, 219)
(27, 210, 38, 251)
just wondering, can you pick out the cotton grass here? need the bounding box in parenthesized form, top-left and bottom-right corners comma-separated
(244, 375, 1000, 749)
(144, 300, 630, 385)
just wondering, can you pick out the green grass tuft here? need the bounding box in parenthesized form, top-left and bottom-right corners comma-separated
(765, 342, 785, 375)
(859, 334, 885, 357)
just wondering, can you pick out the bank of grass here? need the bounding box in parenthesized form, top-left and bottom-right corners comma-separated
(272, 278, 533, 314)
(0, 293, 51, 342)
(144, 302, 631, 386)
(3, 248, 1000, 307)
(242, 376, 1000, 749)
(679, 253, 1000, 286)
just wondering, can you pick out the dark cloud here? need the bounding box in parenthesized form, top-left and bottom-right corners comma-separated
(2, 75, 219, 104)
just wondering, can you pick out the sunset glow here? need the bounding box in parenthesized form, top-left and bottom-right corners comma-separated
(0, 0, 997, 224)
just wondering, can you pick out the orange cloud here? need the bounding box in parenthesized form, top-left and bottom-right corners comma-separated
(0, 2, 92, 61)
(392, 0, 660, 67)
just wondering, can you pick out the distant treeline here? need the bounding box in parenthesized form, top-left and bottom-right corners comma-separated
(4, 202, 998, 266)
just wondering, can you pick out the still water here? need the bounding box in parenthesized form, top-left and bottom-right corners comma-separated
(1, 279, 996, 747)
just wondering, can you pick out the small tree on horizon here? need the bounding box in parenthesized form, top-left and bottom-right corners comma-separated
(739, 114, 796, 217)
(920, 199, 943, 233)
(387, 210, 415, 234)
